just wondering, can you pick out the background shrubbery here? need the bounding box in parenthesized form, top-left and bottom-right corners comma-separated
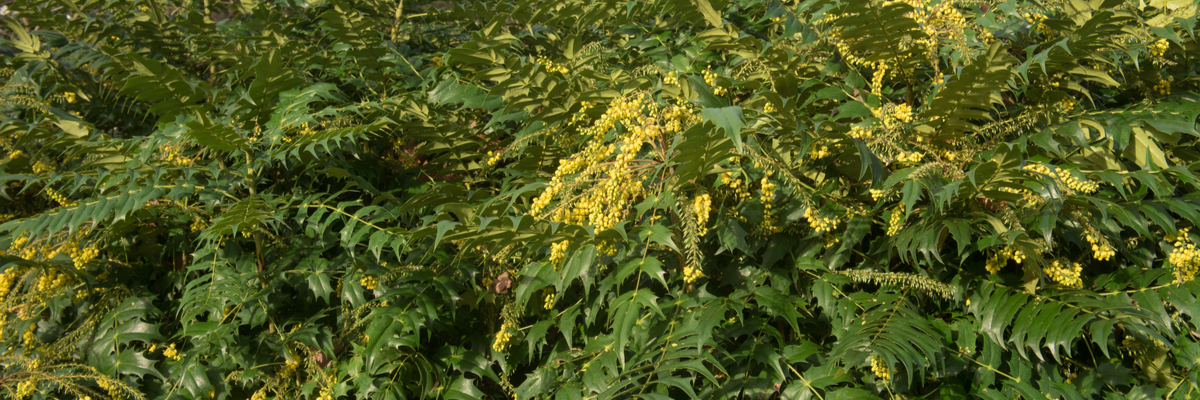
(1, 0, 1199, 398)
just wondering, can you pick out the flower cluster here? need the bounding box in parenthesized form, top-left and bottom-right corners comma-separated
(927, 4, 966, 29)
(98, 379, 125, 400)
(978, 31, 995, 45)
(360, 275, 378, 290)
(1023, 163, 1098, 194)
(1044, 260, 1083, 288)
(44, 187, 74, 207)
(529, 181, 562, 216)
(596, 239, 618, 256)
(549, 241, 569, 265)
(880, 103, 913, 130)
(682, 264, 704, 284)
(0, 267, 25, 301)
(74, 287, 102, 302)
(1148, 39, 1169, 57)
(805, 207, 839, 233)
(661, 102, 692, 132)
(1154, 79, 1170, 96)
(3, 234, 31, 259)
(762, 102, 775, 113)
(163, 343, 182, 360)
(886, 204, 905, 236)
(280, 358, 300, 376)
(908, 1, 971, 44)
(22, 324, 37, 348)
(760, 175, 776, 204)
(531, 93, 698, 232)
(822, 233, 840, 248)
(703, 68, 726, 96)
(870, 355, 891, 381)
(895, 151, 923, 164)
(869, 62, 892, 96)
(986, 254, 1004, 274)
(1023, 12, 1052, 36)
(569, 101, 596, 127)
(891, 104, 913, 124)
(760, 175, 780, 233)
(842, 270, 959, 300)
(810, 140, 832, 159)
(999, 186, 1042, 204)
(663, 71, 678, 86)
(35, 269, 71, 295)
(492, 319, 517, 352)
(317, 378, 335, 400)
(1057, 97, 1076, 113)
(159, 141, 193, 167)
(282, 122, 316, 143)
(32, 160, 54, 174)
(535, 56, 569, 74)
(67, 242, 99, 268)
(986, 245, 1025, 274)
(870, 189, 885, 201)
(191, 218, 208, 232)
(693, 194, 711, 236)
(722, 172, 752, 200)
(542, 287, 556, 310)
(1168, 228, 1199, 283)
(849, 125, 873, 140)
(16, 378, 37, 399)
(1084, 232, 1114, 261)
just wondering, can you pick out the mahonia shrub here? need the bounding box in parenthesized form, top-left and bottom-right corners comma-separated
(0, 0, 1199, 398)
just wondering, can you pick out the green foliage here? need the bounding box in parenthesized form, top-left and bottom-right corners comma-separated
(0, 0, 1198, 398)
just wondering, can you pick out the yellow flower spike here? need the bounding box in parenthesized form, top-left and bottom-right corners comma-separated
(1149, 39, 1169, 57)
(32, 160, 55, 174)
(664, 71, 678, 86)
(163, 343, 182, 360)
(693, 194, 712, 236)
(1169, 229, 1200, 283)
(1154, 80, 1170, 96)
(870, 355, 892, 381)
(890, 104, 912, 124)
(360, 275, 378, 290)
(492, 319, 517, 352)
(849, 125, 873, 139)
(987, 255, 1004, 273)
(805, 206, 839, 234)
(886, 205, 904, 236)
(542, 287, 556, 310)
(1044, 260, 1083, 288)
(682, 265, 704, 284)
(549, 241, 569, 265)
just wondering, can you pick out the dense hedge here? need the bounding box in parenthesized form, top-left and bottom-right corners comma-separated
(1, 0, 1199, 398)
